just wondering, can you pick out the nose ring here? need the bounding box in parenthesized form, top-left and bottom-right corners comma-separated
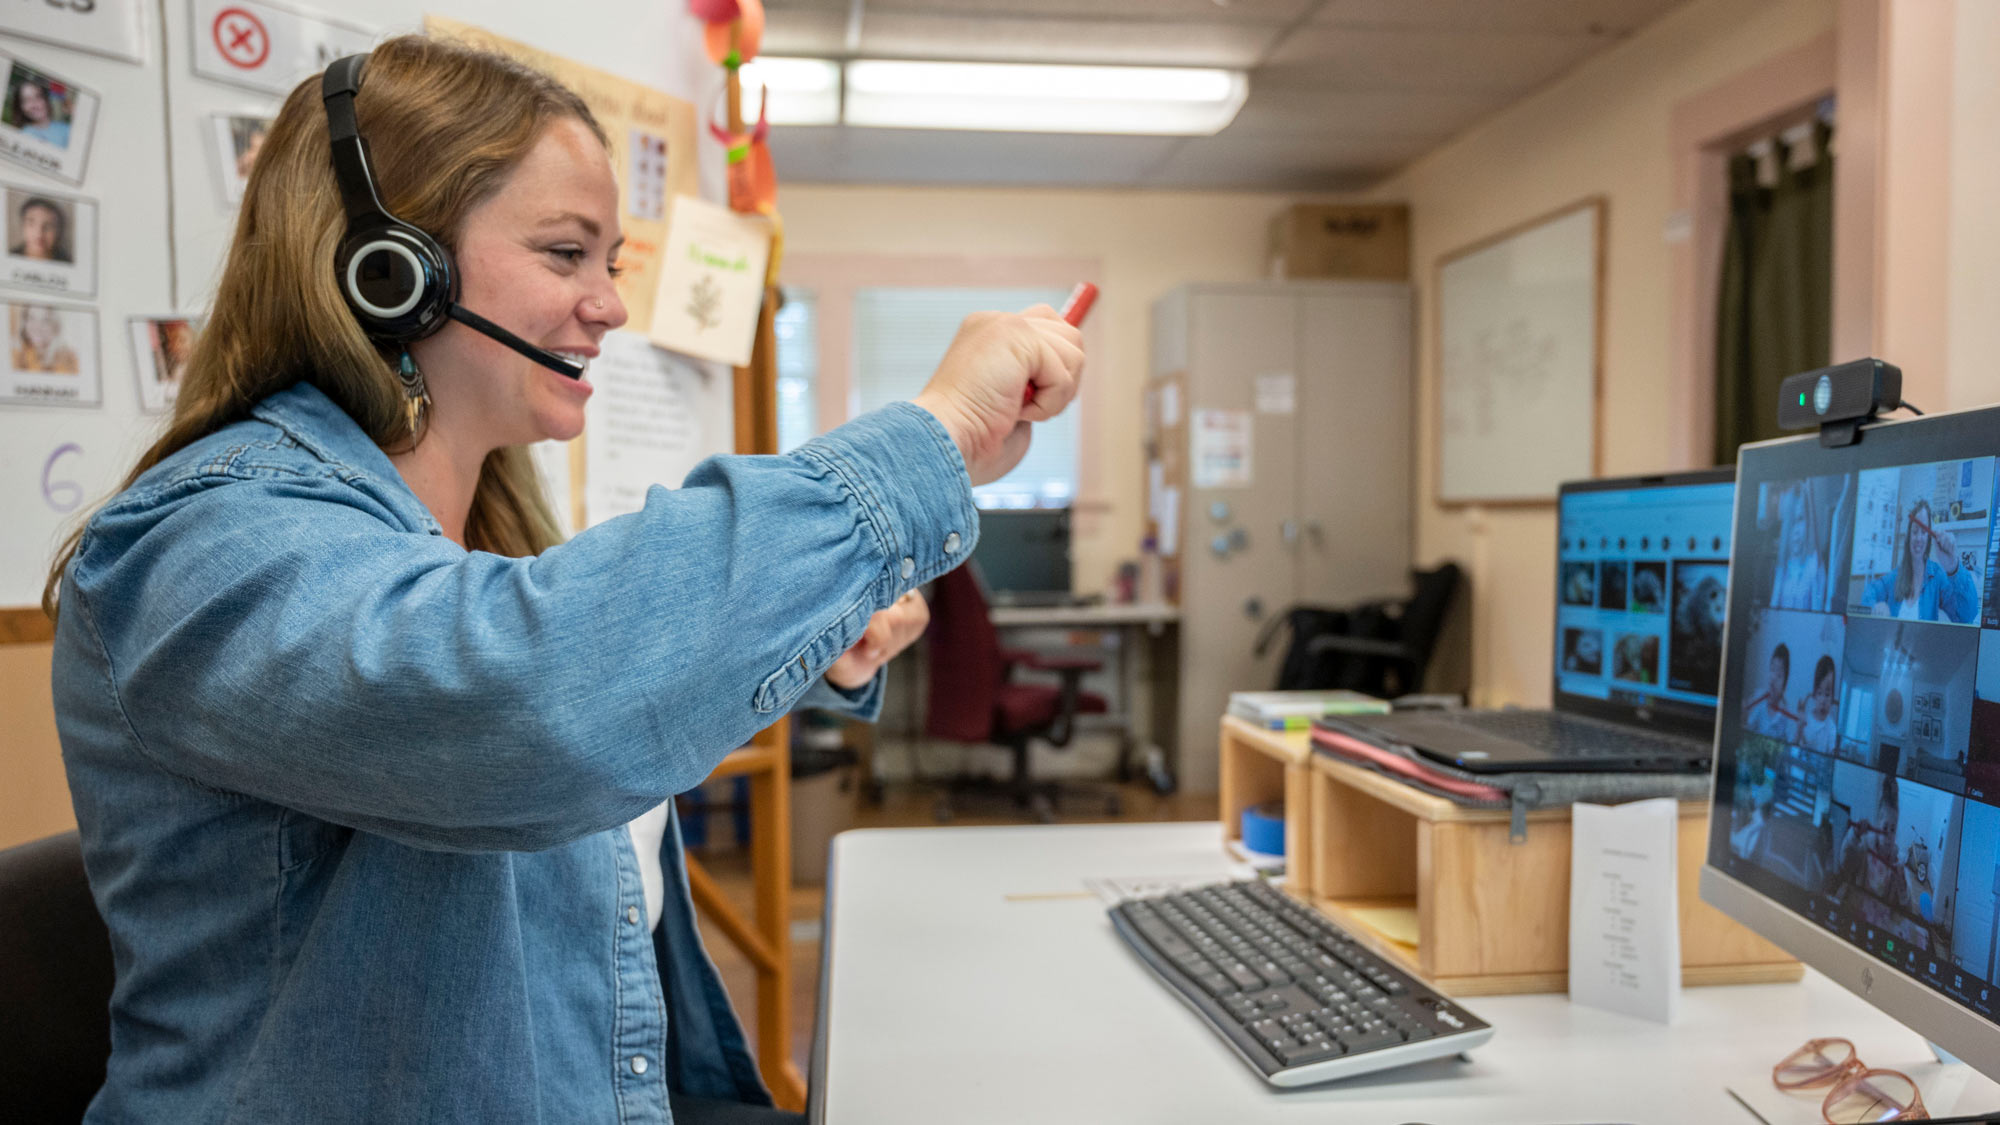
(591, 298, 606, 311)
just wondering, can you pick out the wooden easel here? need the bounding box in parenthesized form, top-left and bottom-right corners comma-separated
(681, 36, 803, 1108)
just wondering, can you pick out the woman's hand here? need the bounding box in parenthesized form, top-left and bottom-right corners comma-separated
(825, 591, 930, 691)
(911, 306, 1084, 485)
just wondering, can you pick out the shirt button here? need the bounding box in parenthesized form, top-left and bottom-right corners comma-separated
(626, 905, 640, 925)
(900, 556, 915, 579)
(944, 532, 961, 553)
(631, 1055, 649, 1075)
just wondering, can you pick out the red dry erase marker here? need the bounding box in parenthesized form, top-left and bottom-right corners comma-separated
(1025, 282, 1098, 405)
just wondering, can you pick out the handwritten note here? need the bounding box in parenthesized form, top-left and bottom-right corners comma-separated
(1569, 798, 1681, 1023)
(647, 195, 771, 366)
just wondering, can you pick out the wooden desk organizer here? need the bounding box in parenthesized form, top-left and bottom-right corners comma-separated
(1218, 716, 1801, 996)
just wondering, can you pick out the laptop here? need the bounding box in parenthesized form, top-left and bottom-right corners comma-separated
(1326, 469, 1736, 773)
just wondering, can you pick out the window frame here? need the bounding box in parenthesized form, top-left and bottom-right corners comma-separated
(781, 253, 1104, 507)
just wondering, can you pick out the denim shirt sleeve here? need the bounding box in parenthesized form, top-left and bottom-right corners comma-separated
(1924, 559, 1979, 623)
(70, 401, 971, 852)
(793, 672, 884, 721)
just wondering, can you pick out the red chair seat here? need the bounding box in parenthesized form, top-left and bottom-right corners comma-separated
(994, 682, 1107, 732)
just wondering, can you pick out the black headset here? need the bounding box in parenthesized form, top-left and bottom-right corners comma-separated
(320, 54, 586, 380)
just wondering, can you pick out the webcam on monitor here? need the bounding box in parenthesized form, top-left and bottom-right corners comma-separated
(1776, 358, 1908, 448)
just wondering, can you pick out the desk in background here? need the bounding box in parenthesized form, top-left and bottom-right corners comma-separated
(987, 602, 1178, 789)
(811, 822, 2000, 1124)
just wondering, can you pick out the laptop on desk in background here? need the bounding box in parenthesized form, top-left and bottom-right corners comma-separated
(1324, 468, 1737, 773)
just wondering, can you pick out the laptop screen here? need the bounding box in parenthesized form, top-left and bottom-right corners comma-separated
(1708, 408, 1999, 1016)
(1553, 471, 1737, 734)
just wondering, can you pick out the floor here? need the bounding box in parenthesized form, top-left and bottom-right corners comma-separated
(690, 778, 1218, 1080)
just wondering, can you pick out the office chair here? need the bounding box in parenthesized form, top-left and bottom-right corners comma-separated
(1257, 562, 1463, 699)
(0, 831, 115, 1122)
(923, 564, 1117, 823)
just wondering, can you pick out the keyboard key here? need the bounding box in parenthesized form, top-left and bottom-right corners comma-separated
(1339, 1027, 1403, 1054)
(1276, 1038, 1346, 1067)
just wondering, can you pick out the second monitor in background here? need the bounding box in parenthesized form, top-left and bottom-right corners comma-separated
(970, 508, 1089, 608)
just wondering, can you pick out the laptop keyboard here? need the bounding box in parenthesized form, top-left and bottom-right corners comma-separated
(1442, 710, 1700, 760)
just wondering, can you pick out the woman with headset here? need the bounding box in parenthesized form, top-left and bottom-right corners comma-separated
(44, 36, 1081, 1124)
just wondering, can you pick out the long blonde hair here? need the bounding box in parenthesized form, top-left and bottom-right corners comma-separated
(44, 35, 604, 617)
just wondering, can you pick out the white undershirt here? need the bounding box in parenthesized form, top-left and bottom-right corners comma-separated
(627, 801, 671, 931)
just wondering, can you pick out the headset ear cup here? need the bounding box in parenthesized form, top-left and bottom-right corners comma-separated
(335, 222, 454, 343)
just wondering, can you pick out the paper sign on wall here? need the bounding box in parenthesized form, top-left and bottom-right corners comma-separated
(1569, 798, 1681, 1023)
(191, 0, 375, 97)
(0, 0, 146, 64)
(647, 195, 771, 366)
(1255, 372, 1295, 415)
(1191, 408, 1252, 489)
(582, 330, 730, 525)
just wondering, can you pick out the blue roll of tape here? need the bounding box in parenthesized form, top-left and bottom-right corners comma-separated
(1240, 801, 1285, 857)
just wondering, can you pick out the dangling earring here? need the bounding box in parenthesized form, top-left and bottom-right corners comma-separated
(397, 349, 430, 437)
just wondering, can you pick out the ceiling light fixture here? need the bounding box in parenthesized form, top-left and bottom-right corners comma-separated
(741, 57, 1247, 136)
(737, 56, 842, 126)
(844, 60, 1247, 135)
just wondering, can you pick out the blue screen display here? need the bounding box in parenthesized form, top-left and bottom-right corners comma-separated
(1555, 482, 1738, 711)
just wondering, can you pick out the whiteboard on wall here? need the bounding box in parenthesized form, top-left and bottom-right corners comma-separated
(0, 0, 728, 608)
(1435, 198, 1603, 506)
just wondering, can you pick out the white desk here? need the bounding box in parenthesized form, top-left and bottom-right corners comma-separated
(812, 822, 2000, 1124)
(985, 602, 1179, 786)
(987, 601, 1180, 631)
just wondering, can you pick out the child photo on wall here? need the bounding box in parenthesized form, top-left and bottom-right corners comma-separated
(0, 298, 96, 406)
(130, 315, 202, 414)
(0, 50, 97, 183)
(0, 183, 96, 297)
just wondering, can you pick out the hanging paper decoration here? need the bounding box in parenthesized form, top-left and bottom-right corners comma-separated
(688, 0, 783, 276)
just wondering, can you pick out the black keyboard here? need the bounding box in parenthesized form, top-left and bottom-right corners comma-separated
(1443, 709, 1702, 760)
(1109, 880, 1491, 1086)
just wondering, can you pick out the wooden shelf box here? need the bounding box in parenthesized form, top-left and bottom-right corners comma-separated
(1220, 716, 1802, 997)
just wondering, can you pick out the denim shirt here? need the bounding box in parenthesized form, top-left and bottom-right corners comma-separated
(51, 382, 979, 1123)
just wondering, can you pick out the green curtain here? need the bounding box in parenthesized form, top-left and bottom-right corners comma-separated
(1713, 119, 1834, 465)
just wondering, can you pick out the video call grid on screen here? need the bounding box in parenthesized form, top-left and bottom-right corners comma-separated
(1709, 409, 2000, 1018)
(1555, 481, 1737, 711)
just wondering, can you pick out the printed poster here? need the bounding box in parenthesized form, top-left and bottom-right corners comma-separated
(1191, 408, 1252, 489)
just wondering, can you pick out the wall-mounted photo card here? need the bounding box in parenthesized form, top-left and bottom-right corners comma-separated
(0, 184, 96, 297)
(0, 51, 99, 184)
(130, 315, 202, 414)
(0, 299, 98, 406)
(208, 113, 272, 205)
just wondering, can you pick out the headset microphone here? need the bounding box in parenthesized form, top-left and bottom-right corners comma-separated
(321, 54, 587, 381)
(446, 306, 586, 379)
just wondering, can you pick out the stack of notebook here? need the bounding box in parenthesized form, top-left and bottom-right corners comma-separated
(1226, 690, 1390, 731)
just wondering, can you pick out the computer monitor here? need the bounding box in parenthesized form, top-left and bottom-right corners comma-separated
(1554, 471, 1736, 739)
(1702, 403, 2000, 1076)
(968, 508, 1072, 604)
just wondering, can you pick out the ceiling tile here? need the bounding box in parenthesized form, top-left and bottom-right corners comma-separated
(1142, 131, 1415, 189)
(1314, 0, 1683, 36)
(1224, 84, 1504, 138)
(762, 9, 850, 55)
(1262, 24, 1601, 92)
(770, 125, 1183, 186)
(855, 14, 1281, 66)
